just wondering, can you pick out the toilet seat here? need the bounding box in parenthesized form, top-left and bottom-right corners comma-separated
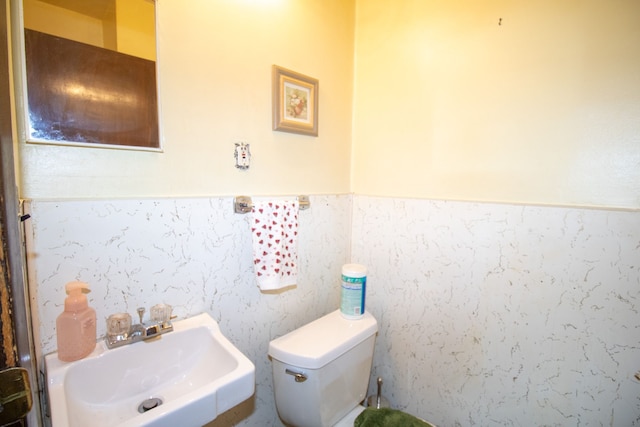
(333, 405, 366, 427)
(312, 402, 439, 427)
(351, 407, 437, 427)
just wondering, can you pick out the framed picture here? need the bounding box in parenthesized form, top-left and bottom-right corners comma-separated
(272, 65, 319, 136)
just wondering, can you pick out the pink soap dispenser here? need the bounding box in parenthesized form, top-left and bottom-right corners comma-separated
(56, 281, 97, 362)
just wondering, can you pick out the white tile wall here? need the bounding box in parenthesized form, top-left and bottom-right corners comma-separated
(25, 195, 640, 426)
(352, 196, 640, 427)
(25, 195, 351, 426)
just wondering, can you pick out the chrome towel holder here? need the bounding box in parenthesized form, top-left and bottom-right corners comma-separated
(234, 195, 310, 214)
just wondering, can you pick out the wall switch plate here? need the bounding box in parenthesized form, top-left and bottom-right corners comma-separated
(234, 142, 250, 170)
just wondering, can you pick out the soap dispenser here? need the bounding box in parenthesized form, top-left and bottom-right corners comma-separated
(56, 281, 97, 362)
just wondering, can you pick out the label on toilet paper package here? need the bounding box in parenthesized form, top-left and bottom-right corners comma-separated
(340, 274, 366, 319)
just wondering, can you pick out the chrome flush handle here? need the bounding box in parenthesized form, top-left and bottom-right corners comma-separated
(285, 369, 307, 383)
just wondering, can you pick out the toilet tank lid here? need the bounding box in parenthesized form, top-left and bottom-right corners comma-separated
(268, 310, 377, 369)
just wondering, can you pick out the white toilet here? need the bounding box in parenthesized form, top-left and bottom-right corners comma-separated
(268, 309, 378, 427)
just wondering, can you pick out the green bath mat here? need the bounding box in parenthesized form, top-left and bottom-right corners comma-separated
(354, 407, 434, 427)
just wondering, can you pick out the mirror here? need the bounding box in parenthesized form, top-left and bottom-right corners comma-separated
(18, 0, 160, 150)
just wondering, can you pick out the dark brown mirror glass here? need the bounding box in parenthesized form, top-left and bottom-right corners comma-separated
(22, 0, 160, 150)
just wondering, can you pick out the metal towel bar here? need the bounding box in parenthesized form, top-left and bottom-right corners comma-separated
(234, 195, 310, 214)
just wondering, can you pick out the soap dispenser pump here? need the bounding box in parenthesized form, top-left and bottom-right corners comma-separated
(56, 281, 97, 362)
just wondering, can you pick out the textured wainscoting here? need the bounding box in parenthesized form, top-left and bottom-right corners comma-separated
(23, 195, 640, 426)
(25, 195, 351, 426)
(352, 196, 640, 427)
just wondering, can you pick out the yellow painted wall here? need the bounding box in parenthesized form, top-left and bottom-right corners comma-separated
(16, 1, 640, 208)
(17, 0, 355, 199)
(352, 0, 640, 208)
(23, 0, 105, 48)
(23, 0, 155, 58)
(115, 0, 155, 61)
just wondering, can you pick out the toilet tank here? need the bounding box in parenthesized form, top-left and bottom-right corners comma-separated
(268, 310, 378, 427)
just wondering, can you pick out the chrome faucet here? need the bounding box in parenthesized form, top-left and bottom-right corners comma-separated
(105, 304, 174, 349)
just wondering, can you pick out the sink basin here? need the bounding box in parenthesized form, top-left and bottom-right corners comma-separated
(45, 313, 255, 427)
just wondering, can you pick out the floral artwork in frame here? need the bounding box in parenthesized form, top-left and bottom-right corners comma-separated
(272, 65, 318, 136)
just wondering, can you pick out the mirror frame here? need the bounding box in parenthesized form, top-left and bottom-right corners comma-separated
(10, 0, 163, 152)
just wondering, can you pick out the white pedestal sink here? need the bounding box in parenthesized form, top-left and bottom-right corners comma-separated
(45, 313, 255, 427)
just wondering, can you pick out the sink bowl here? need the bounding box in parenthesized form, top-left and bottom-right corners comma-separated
(45, 313, 255, 427)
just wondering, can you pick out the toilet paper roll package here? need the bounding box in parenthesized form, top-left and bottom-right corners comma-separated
(340, 264, 367, 320)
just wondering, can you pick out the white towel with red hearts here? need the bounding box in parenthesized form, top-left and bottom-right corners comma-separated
(250, 200, 299, 290)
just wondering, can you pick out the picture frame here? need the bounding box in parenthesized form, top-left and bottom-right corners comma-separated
(272, 65, 319, 136)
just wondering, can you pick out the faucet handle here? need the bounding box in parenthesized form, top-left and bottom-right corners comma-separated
(137, 307, 145, 324)
(107, 313, 132, 336)
(150, 304, 173, 324)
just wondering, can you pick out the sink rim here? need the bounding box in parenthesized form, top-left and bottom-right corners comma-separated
(62, 323, 238, 407)
(45, 312, 255, 427)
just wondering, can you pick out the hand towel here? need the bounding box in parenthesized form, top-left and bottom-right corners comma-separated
(250, 200, 299, 290)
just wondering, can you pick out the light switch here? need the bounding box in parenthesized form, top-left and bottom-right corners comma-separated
(234, 142, 250, 170)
